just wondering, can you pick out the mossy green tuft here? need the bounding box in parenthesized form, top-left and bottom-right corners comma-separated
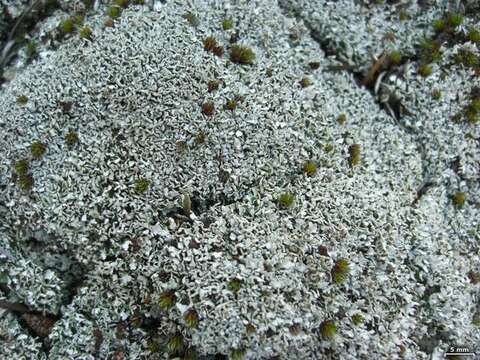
(319, 320, 337, 339)
(230, 44, 255, 65)
(30, 141, 46, 159)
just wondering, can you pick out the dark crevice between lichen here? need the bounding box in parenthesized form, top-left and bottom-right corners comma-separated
(0, 298, 58, 356)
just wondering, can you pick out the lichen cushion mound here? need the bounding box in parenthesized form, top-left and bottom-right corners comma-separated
(0, 1, 478, 359)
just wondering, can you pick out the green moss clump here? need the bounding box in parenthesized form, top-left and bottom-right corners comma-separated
(17, 174, 34, 191)
(431, 89, 442, 100)
(158, 290, 175, 310)
(230, 44, 255, 65)
(135, 178, 150, 193)
(212, 45, 224, 57)
(195, 131, 206, 144)
(26, 41, 37, 59)
(337, 113, 346, 125)
(147, 339, 161, 353)
(182, 12, 199, 27)
(16, 95, 28, 104)
(201, 36, 224, 56)
(230, 349, 245, 360)
(79, 26, 92, 39)
(278, 192, 295, 209)
(331, 258, 350, 284)
(348, 144, 361, 166)
(227, 278, 242, 293)
(113, 0, 129, 8)
(389, 50, 402, 65)
(30, 141, 46, 159)
(65, 131, 79, 146)
(203, 36, 218, 52)
(454, 49, 479, 68)
(202, 101, 215, 116)
(299, 77, 312, 88)
(473, 312, 480, 327)
(319, 320, 337, 339)
(351, 313, 364, 326)
(303, 160, 317, 176)
(418, 38, 441, 63)
(72, 14, 84, 25)
(207, 80, 220, 92)
(184, 309, 199, 328)
(447, 13, 463, 28)
(417, 64, 432, 77)
(14, 159, 29, 175)
(432, 19, 445, 33)
(59, 18, 75, 33)
(222, 18, 234, 30)
(166, 333, 184, 353)
(452, 191, 466, 206)
(466, 106, 479, 124)
(182, 348, 198, 360)
(106, 6, 122, 19)
(225, 98, 237, 111)
(398, 9, 409, 21)
(468, 28, 480, 43)
(324, 144, 334, 153)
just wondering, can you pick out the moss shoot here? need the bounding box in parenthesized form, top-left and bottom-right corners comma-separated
(16, 95, 28, 105)
(106, 6, 122, 19)
(278, 192, 295, 209)
(348, 144, 361, 166)
(184, 309, 199, 328)
(303, 160, 317, 176)
(452, 191, 466, 206)
(202, 101, 215, 116)
(166, 333, 183, 353)
(59, 18, 75, 34)
(30, 141, 46, 159)
(227, 278, 242, 293)
(319, 320, 337, 339)
(331, 258, 350, 284)
(417, 64, 433, 77)
(65, 131, 79, 146)
(299, 77, 312, 88)
(14, 159, 29, 175)
(230, 44, 255, 65)
(17, 173, 34, 191)
(135, 178, 150, 193)
(79, 26, 93, 39)
(222, 18, 234, 30)
(158, 290, 175, 310)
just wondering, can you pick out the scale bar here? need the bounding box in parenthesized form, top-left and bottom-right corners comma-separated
(445, 353, 476, 356)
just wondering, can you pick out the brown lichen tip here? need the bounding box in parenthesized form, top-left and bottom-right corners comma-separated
(202, 101, 215, 116)
(230, 44, 255, 65)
